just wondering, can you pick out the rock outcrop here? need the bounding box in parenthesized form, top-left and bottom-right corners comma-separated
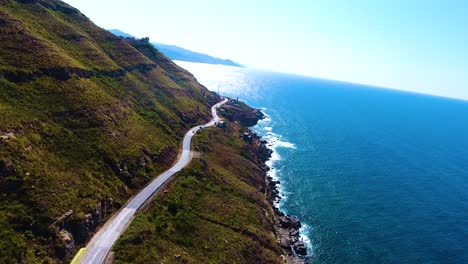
(264, 151, 309, 263)
(219, 99, 264, 127)
(52, 197, 116, 258)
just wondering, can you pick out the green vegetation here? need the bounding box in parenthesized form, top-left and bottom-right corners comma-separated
(114, 122, 283, 264)
(0, 0, 218, 262)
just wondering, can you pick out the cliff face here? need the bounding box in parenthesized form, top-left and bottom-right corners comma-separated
(0, 0, 218, 262)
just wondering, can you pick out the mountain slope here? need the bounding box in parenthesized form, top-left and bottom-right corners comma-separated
(108, 29, 242, 67)
(0, 0, 218, 262)
(114, 110, 283, 264)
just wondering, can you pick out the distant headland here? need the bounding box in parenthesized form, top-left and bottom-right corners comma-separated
(109, 29, 243, 67)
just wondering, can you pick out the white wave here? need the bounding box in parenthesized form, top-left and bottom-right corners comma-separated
(299, 224, 314, 257)
(256, 111, 311, 254)
(258, 115, 271, 124)
(262, 133, 296, 150)
(257, 110, 271, 123)
(256, 110, 296, 203)
(267, 151, 281, 163)
(266, 166, 279, 181)
(263, 134, 278, 141)
(276, 140, 296, 149)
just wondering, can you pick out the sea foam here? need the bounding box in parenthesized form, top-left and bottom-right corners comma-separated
(254, 110, 297, 208)
(299, 223, 314, 258)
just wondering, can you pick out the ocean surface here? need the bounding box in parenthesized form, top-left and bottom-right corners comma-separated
(176, 61, 468, 264)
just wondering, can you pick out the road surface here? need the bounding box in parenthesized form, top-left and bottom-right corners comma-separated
(79, 98, 228, 264)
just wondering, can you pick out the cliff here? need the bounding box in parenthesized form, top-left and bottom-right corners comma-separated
(0, 0, 218, 262)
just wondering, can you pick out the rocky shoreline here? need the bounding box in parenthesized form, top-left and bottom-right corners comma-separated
(255, 133, 309, 263)
(220, 98, 309, 263)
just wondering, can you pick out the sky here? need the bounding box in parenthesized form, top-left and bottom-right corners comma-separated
(64, 0, 468, 100)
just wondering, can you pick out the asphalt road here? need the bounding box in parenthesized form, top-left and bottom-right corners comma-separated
(79, 98, 228, 264)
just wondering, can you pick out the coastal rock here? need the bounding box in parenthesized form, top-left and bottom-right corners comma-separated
(270, 180, 280, 185)
(279, 215, 301, 229)
(293, 241, 307, 256)
(255, 126, 308, 262)
(276, 209, 285, 216)
(219, 99, 265, 127)
(290, 229, 299, 237)
(280, 236, 292, 249)
(271, 188, 280, 195)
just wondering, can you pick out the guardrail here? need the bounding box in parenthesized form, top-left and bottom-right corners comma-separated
(70, 248, 87, 264)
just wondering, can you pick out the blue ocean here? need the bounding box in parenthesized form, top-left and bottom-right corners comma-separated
(177, 61, 468, 264)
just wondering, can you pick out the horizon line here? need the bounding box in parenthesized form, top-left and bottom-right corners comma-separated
(175, 60, 468, 104)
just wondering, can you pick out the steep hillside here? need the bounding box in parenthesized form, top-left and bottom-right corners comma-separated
(0, 0, 218, 262)
(114, 116, 283, 264)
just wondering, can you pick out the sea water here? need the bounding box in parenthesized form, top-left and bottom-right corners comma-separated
(177, 61, 468, 264)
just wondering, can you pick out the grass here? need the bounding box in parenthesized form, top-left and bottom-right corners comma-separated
(114, 122, 283, 264)
(0, 0, 219, 262)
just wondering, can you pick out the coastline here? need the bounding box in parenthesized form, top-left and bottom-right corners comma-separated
(254, 131, 309, 264)
(111, 98, 309, 263)
(225, 101, 309, 263)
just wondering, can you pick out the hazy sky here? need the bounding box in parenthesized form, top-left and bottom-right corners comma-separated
(64, 0, 468, 100)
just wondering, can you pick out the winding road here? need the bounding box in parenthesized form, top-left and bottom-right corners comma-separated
(78, 98, 228, 264)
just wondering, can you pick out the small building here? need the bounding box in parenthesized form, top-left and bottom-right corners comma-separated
(242, 132, 253, 143)
(216, 121, 227, 129)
